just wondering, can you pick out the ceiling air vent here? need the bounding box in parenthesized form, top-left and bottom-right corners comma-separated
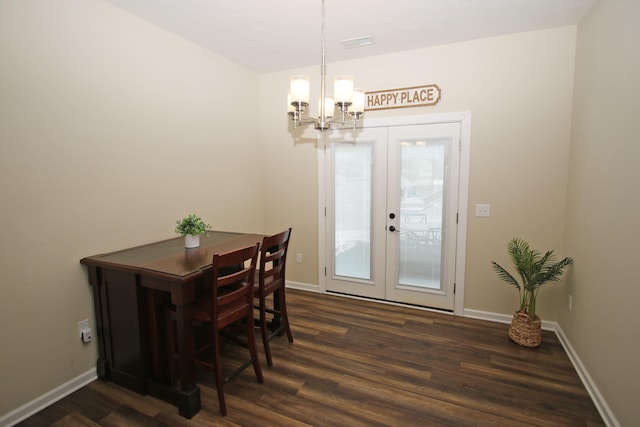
(340, 35, 373, 49)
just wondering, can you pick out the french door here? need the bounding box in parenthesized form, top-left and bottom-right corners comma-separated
(324, 122, 461, 311)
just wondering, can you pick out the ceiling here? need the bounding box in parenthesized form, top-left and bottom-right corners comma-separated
(103, 0, 597, 74)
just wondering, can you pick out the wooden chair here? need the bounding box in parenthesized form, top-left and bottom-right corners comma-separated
(166, 243, 263, 416)
(254, 228, 293, 366)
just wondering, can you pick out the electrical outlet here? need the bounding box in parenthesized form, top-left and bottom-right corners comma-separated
(568, 295, 573, 312)
(78, 319, 89, 332)
(296, 253, 302, 263)
(78, 319, 93, 343)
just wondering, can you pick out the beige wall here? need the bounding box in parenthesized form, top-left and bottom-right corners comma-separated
(0, 0, 262, 415)
(561, 0, 640, 425)
(2, 0, 635, 424)
(261, 26, 577, 319)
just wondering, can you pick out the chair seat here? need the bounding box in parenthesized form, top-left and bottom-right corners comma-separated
(192, 282, 251, 328)
(252, 274, 280, 297)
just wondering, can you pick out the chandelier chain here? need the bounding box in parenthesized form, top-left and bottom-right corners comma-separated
(320, 0, 326, 121)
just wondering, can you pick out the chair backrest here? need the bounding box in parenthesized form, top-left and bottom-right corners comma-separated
(258, 228, 292, 290)
(211, 243, 260, 298)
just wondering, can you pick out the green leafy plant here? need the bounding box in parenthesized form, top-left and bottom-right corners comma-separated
(174, 214, 211, 237)
(492, 238, 573, 319)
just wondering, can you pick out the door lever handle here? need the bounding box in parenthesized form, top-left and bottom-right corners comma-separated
(389, 225, 399, 232)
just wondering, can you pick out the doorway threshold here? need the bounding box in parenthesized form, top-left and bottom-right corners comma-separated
(325, 290, 454, 315)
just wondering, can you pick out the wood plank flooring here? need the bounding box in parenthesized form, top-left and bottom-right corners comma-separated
(17, 289, 604, 426)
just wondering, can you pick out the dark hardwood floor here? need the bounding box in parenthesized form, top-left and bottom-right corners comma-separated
(17, 289, 604, 426)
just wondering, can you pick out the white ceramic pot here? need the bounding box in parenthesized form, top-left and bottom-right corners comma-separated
(184, 234, 200, 248)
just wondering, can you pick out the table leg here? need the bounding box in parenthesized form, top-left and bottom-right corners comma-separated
(174, 303, 201, 417)
(176, 304, 195, 389)
(146, 289, 161, 380)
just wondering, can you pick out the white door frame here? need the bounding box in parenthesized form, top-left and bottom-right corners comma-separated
(318, 112, 471, 316)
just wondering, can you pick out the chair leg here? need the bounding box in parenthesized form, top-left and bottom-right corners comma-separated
(259, 296, 273, 367)
(278, 289, 294, 344)
(247, 308, 263, 383)
(211, 325, 227, 416)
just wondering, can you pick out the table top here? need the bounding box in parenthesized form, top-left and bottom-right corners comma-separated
(80, 231, 263, 278)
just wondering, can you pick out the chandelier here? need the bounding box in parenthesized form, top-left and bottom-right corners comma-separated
(288, 0, 365, 131)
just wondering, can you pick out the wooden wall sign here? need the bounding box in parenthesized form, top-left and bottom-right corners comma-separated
(365, 84, 441, 111)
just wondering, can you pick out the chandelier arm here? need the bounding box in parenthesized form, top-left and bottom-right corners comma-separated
(324, 112, 347, 125)
(293, 116, 321, 128)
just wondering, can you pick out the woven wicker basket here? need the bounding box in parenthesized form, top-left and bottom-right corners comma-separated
(508, 310, 542, 347)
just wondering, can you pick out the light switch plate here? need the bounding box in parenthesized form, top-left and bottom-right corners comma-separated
(475, 203, 491, 217)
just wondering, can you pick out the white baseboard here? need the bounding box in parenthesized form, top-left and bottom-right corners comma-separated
(0, 368, 97, 427)
(463, 308, 619, 427)
(554, 325, 621, 427)
(463, 308, 556, 331)
(286, 280, 319, 292)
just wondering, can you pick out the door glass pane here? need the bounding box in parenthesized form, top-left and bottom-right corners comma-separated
(334, 144, 372, 280)
(398, 139, 445, 289)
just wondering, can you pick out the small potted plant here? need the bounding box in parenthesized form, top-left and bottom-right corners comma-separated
(175, 213, 211, 248)
(492, 238, 573, 347)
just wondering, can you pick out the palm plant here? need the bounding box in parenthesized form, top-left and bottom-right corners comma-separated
(492, 238, 573, 319)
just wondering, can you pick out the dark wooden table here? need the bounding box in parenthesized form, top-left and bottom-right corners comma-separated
(80, 231, 263, 418)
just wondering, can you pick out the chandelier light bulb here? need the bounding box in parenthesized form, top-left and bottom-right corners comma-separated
(287, 93, 295, 113)
(350, 88, 366, 114)
(334, 75, 354, 105)
(319, 95, 335, 118)
(290, 75, 310, 105)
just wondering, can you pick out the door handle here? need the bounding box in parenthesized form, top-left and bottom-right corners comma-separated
(389, 225, 398, 232)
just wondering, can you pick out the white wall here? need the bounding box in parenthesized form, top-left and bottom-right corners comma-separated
(562, 0, 640, 425)
(260, 26, 577, 319)
(0, 0, 262, 415)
